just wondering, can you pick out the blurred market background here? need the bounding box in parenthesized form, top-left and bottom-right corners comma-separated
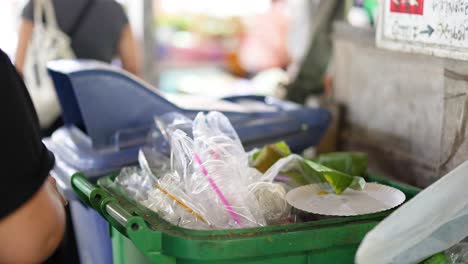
(0, 0, 377, 102)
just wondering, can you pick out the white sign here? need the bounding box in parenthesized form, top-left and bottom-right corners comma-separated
(377, 0, 468, 60)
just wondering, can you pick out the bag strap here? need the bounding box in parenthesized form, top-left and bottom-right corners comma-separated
(34, 0, 59, 30)
(68, 0, 95, 37)
(33, 0, 43, 26)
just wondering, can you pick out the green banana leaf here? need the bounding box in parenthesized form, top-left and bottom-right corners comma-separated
(252, 143, 367, 194)
(315, 152, 368, 177)
(284, 160, 326, 187)
(304, 160, 365, 194)
(419, 253, 448, 264)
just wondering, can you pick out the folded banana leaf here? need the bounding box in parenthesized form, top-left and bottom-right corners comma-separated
(253, 141, 292, 173)
(252, 143, 367, 194)
(314, 152, 368, 177)
(304, 160, 365, 194)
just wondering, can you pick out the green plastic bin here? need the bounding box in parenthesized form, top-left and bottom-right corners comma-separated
(71, 173, 420, 264)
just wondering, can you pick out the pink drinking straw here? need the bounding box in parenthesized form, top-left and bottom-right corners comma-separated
(193, 153, 243, 228)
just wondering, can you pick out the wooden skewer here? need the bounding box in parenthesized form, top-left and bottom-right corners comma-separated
(155, 184, 208, 224)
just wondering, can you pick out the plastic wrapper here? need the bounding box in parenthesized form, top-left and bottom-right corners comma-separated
(248, 182, 290, 225)
(115, 167, 156, 202)
(155, 112, 193, 142)
(115, 146, 170, 200)
(117, 111, 270, 229)
(420, 241, 468, 264)
(138, 147, 170, 179)
(446, 242, 468, 264)
(168, 112, 266, 229)
(116, 162, 212, 229)
(142, 172, 211, 230)
(356, 160, 468, 264)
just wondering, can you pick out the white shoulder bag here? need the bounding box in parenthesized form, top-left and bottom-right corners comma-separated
(23, 0, 75, 128)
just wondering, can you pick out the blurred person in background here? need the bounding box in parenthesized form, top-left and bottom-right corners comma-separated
(15, 0, 141, 77)
(14, 0, 141, 136)
(238, 0, 290, 74)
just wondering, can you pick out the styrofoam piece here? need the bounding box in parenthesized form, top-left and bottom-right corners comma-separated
(286, 183, 406, 216)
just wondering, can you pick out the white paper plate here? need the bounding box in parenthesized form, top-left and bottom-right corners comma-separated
(286, 183, 406, 216)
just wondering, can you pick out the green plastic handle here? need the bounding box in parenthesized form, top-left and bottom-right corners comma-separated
(71, 173, 113, 213)
(70, 173, 135, 234)
(105, 202, 133, 228)
(71, 173, 97, 207)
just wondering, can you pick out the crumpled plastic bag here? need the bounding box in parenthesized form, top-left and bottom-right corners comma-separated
(118, 111, 269, 229)
(168, 112, 266, 229)
(138, 147, 170, 179)
(142, 172, 212, 230)
(117, 150, 213, 229)
(115, 167, 156, 202)
(356, 160, 468, 264)
(445, 242, 468, 264)
(248, 182, 290, 225)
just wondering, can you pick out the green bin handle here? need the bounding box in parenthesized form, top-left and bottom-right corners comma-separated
(71, 173, 144, 235)
(71, 173, 95, 206)
(70, 173, 173, 262)
(71, 173, 112, 210)
(104, 202, 172, 262)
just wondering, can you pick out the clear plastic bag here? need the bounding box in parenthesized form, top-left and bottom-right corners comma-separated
(446, 242, 468, 264)
(155, 112, 193, 142)
(143, 172, 212, 230)
(115, 146, 170, 200)
(169, 112, 266, 229)
(117, 158, 212, 229)
(356, 160, 468, 264)
(248, 182, 290, 225)
(138, 147, 170, 179)
(115, 167, 156, 202)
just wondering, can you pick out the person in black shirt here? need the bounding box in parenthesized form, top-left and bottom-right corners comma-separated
(0, 49, 66, 263)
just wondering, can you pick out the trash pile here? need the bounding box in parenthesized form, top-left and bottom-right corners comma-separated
(116, 111, 368, 230)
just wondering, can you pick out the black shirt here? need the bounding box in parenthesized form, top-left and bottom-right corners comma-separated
(0, 49, 55, 219)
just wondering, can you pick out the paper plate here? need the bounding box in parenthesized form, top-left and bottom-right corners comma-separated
(286, 183, 406, 216)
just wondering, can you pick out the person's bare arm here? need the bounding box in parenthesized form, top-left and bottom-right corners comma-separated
(0, 178, 66, 264)
(15, 19, 34, 77)
(117, 24, 142, 76)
